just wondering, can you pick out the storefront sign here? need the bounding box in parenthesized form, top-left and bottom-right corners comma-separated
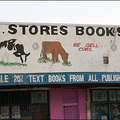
(0, 23, 120, 74)
(0, 23, 120, 86)
(0, 72, 120, 86)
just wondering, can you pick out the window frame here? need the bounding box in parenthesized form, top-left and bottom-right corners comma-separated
(90, 89, 120, 103)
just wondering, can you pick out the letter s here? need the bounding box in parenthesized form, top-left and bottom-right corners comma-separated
(60, 26, 68, 35)
(117, 27, 120, 36)
(8, 24, 17, 34)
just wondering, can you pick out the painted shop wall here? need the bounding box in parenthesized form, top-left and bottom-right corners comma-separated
(0, 22, 120, 86)
(50, 88, 87, 119)
(0, 22, 120, 73)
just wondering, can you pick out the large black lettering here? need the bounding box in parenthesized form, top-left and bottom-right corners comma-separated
(29, 25, 38, 35)
(117, 27, 120, 36)
(76, 26, 84, 35)
(40, 26, 50, 35)
(8, 24, 17, 34)
(86, 27, 95, 36)
(51, 26, 58, 35)
(96, 27, 105, 36)
(19, 25, 28, 34)
(60, 26, 68, 35)
(106, 28, 114, 36)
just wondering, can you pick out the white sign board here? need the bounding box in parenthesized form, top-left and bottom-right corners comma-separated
(0, 22, 120, 73)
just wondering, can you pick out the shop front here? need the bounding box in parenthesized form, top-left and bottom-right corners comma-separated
(0, 72, 88, 120)
(0, 90, 50, 120)
(50, 88, 87, 120)
(0, 22, 120, 119)
(0, 86, 88, 120)
(1, 73, 120, 120)
(90, 88, 120, 120)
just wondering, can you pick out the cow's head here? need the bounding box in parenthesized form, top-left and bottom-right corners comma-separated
(7, 39, 16, 51)
(13, 52, 30, 63)
(62, 53, 69, 64)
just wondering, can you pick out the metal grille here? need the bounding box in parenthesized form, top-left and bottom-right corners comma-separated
(0, 90, 50, 120)
(63, 104, 79, 119)
(63, 89, 79, 119)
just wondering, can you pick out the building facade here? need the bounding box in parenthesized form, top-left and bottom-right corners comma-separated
(0, 22, 120, 119)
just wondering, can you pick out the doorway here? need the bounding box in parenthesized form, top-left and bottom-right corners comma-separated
(63, 89, 79, 119)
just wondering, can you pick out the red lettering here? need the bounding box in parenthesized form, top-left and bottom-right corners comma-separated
(73, 42, 81, 47)
(94, 44, 99, 48)
(79, 47, 92, 51)
(85, 43, 99, 48)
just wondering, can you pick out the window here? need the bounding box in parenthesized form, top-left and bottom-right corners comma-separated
(91, 89, 120, 102)
(0, 91, 50, 120)
(117, 90, 120, 101)
(90, 89, 120, 120)
(91, 90, 107, 102)
(31, 91, 48, 104)
(109, 90, 116, 101)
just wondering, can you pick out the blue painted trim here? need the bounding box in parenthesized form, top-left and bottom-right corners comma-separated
(0, 72, 120, 86)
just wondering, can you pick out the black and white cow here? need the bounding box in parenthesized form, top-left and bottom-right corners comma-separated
(0, 39, 30, 63)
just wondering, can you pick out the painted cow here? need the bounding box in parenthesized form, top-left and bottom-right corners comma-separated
(40, 41, 69, 64)
(0, 39, 30, 63)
